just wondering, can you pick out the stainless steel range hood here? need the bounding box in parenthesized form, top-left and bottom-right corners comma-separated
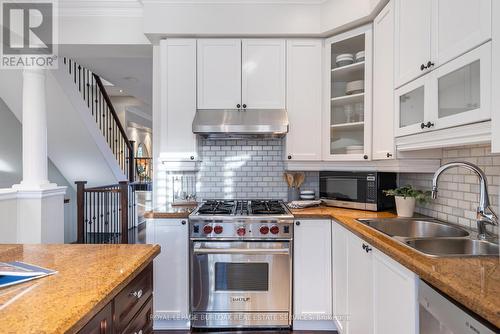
(192, 109, 289, 139)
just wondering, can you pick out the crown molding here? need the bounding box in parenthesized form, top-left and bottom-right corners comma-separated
(59, 0, 143, 17)
(141, 0, 327, 5)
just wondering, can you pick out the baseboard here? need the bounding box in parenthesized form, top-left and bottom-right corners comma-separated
(293, 320, 337, 331)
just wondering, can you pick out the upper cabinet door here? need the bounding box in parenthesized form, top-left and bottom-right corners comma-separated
(286, 40, 322, 161)
(162, 39, 198, 161)
(433, 0, 491, 66)
(242, 39, 286, 109)
(395, 0, 432, 87)
(372, 1, 395, 160)
(197, 39, 241, 109)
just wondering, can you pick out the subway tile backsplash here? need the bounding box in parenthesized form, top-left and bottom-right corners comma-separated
(399, 144, 499, 235)
(195, 138, 319, 201)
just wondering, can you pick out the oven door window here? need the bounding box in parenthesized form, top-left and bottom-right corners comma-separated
(215, 262, 269, 291)
(324, 178, 359, 201)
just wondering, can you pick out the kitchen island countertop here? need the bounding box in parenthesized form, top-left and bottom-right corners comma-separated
(0, 243, 160, 334)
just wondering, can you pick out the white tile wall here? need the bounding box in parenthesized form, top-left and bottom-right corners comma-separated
(400, 144, 500, 235)
(195, 138, 319, 201)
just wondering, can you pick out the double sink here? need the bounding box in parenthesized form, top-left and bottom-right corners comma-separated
(357, 218, 499, 257)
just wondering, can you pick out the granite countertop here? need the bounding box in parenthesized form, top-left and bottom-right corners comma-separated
(144, 202, 198, 219)
(291, 205, 500, 328)
(0, 243, 160, 334)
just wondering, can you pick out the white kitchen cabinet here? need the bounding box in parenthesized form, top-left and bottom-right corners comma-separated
(373, 248, 418, 334)
(332, 222, 349, 333)
(323, 25, 373, 161)
(151, 219, 189, 330)
(394, 0, 432, 87)
(492, 0, 500, 153)
(159, 39, 198, 162)
(372, 1, 395, 160)
(433, 0, 491, 67)
(285, 40, 322, 161)
(395, 42, 491, 139)
(197, 39, 242, 109)
(293, 219, 333, 330)
(347, 233, 373, 334)
(242, 39, 286, 109)
(395, 0, 491, 88)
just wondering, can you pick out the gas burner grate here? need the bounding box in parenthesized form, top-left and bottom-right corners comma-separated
(197, 200, 236, 215)
(250, 200, 286, 215)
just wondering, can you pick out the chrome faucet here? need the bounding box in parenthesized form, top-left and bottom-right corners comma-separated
(432, 161, 498, 240)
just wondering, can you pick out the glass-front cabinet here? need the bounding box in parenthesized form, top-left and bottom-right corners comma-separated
(395, 42, 491, 137)
(323, 25, 373, 161)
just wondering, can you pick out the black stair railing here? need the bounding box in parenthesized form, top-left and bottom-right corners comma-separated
(63, 58, 135, 182)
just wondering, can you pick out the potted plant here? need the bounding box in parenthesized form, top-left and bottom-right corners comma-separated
(383, 185, 431, 217)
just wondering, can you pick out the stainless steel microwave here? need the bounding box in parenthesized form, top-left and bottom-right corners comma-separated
(319, 171, 397, 211)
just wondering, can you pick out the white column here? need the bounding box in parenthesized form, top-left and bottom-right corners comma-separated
(11, 68, 66, 243)
(18, 68, 51, 189)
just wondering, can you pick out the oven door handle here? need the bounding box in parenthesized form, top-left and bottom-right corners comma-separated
(192, 248, 290, 255)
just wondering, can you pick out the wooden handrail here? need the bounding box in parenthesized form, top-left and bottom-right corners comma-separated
(93, 75, 133, 152)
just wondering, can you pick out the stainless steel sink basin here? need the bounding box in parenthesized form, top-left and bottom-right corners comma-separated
(405, 238, 499, 257)
(358, 218, 470, 238)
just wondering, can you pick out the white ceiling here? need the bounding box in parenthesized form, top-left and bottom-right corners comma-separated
(60, 44, 153, 111)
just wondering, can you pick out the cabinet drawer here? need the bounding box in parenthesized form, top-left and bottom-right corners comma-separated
(78, 301, 113, 334)
(121, 297, 153, 334)
(114, 263, 153, 333)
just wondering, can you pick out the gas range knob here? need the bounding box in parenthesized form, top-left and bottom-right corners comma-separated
(213, 225, 223, 234)
(259, 225, 269, 235)
(203, 225, 213, 234)
(270, 225, 280, 235)
(236, 226, 246, 236)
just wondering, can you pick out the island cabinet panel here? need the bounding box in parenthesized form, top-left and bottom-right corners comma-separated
(121, 297, 154, 334)
(78, 301, 113, 334)
(78, 263, 153, 334)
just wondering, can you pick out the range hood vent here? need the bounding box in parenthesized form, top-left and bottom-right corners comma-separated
(192, 109, 289, 139)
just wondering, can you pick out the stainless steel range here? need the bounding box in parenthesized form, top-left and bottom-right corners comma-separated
(189, 200, 293, 329)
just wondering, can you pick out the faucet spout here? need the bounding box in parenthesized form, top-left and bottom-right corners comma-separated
(432, 161, 498, 240)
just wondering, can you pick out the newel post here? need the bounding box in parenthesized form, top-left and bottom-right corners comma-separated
(128, 140, 135, 183)
(75, 181, 87, 243)
(119, 181, 129, 244)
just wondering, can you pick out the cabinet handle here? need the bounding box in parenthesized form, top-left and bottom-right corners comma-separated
(288, 155, 292, 160)
(421, 121, 435, 129)
(237, 104, 241, 109)
(296, 221, 300, 226)
(181, 220, 186, 225)
(363, 155, 368, 160)
(190, 156, 195, 160)
(420, 63, 427, 71)
(386, 152, 393, 158)
(242, 104, 247, 109)
(134, 330, 143, 334)
(427, 61, 435, 69)
(362, 243, 372, 253)
(130, 289, 143, 299)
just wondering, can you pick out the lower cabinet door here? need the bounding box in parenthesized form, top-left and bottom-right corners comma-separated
(122, 297, 154, 334)
(153, 219, 189, 324)
(78, 301, 113, 334)
(347, 234, 373, 334)
(373, 248, 418, 334)
(293, 220, 332, 320)
(332, 223, 349, 333)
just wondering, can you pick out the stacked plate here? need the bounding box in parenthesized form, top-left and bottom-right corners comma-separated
(346, 80, 364, 95)
(346, 145, 364, 154)
(335, 53, 354, 67)
(300, 190, 315, 200)
(355, 50, 365, 63)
